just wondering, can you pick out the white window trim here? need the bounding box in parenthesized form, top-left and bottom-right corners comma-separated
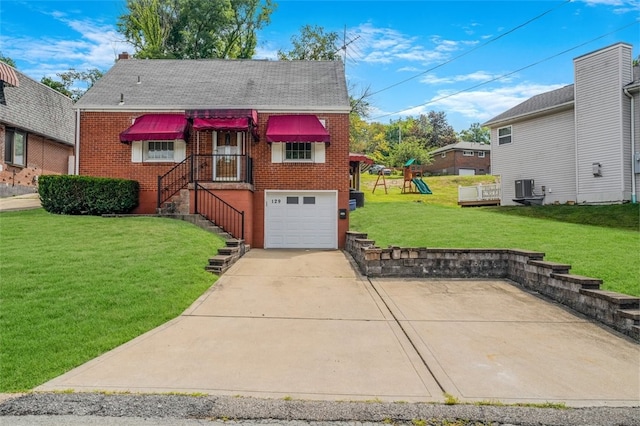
(5, 128, 26, 167)
(441, 152, 446, 158)
(478, 151, 486, 158)
(498, 125, 512, 145)
(271, 142, 325, 164)
(131, 140, 186, 163)
(462, 150, 474, 156)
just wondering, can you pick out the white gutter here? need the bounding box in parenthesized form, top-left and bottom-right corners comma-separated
(74, 108, 80, 175)
(623, 87, 637, 204)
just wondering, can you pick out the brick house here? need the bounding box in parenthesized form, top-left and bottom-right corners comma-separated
(74, 54, 351, 249)
(484, 43, 639, 206)
(424, 142, 491, 176)
(0, 63, 75, 196)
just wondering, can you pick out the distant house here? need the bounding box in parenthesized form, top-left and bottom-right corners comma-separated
(424, 142, 490, 176)
(74, 54, 351, 249)
(484, 42, 639, 206)
(0, 63, 75, 196)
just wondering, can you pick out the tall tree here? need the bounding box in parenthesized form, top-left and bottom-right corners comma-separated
(459, 122, 490, 144)
(118, 0, 275, 59)
(277, 25, 340, 60)
(425, 111, 458, 148)
(41, 69, 103, 101)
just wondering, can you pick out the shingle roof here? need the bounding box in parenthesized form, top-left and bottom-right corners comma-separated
(483, 84, 575, 127)
(0, 67, 75, 145)
(75, 59, 351, 112)
(430, 141, 490, 155)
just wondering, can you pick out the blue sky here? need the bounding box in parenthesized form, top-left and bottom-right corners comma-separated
(1, 0, 638, 131)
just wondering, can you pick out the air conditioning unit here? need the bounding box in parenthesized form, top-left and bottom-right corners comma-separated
(515, 179, 534, 198)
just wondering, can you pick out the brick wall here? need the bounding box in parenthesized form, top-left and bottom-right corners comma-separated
(79, 111, 350, 248)
(1, 125, 74, 195)
(424, 150, 491, 175)
(346, 231, 639, 341)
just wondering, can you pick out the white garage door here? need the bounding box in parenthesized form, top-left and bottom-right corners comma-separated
(459, 168, 476, 176)
(265, 191, 337, 249)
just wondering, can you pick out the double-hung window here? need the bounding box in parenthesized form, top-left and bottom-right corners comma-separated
(478, 151, 486, 158)
(131, 140, 186, 163)
(498, 126, 512, 145)
(144, 141, 174, 161)
(285, 142, 312, 161)
(4, 128, 26, 167)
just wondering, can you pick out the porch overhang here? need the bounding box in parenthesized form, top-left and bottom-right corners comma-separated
(186, 109, 259, 140)
(119, 113, 188, 143)
(266, 114, 330, 144)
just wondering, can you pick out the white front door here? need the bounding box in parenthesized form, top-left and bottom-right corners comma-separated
(265, 191, 337, 249)
(213, 132, 241, 180)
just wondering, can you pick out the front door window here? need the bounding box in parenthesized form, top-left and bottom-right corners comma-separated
(213, 132, 241, 181)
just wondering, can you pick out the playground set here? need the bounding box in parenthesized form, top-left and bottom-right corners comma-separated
(372, 159, 433, 195)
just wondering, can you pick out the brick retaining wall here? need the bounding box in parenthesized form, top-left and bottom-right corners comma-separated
(346, 231, 639, 341)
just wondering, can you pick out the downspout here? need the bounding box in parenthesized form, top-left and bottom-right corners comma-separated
(623, 87, 637, 203)
(74, 108, 80, 175)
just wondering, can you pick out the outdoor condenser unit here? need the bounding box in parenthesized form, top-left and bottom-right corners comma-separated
(515, 179, 534, 198)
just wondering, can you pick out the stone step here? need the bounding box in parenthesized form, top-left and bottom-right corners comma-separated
(218, 246, 241, 256)
(579, 289, 640, 309)
(208, 254, 234, 266)
(618, 309, 640, 323)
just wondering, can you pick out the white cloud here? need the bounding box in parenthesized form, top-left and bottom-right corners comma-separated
(429, 83, 569, 123)
(420, 71, 508, 85)
(580, 0, 640, 13)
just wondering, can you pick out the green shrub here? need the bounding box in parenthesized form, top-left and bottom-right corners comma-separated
(38, 175, 139, 215)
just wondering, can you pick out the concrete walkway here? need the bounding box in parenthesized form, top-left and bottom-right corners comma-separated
(36, 250, 640, 407)
(0, 193, 41, 212)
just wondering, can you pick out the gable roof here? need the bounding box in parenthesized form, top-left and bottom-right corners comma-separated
(75, 59, 351, 113)
(483, 84, 575, 127)
(430, 141, 491, 155)
(0, 66, 75, 145)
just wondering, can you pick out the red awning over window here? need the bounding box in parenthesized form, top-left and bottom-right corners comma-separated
(349, 153, 373, 164)
(119, 114, 188, 143)
(266, 114, 330, 144)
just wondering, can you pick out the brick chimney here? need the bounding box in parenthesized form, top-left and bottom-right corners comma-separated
(118, 52, 131, 60)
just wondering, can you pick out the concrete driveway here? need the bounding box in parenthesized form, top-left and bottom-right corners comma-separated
(37, 250, 639, 407)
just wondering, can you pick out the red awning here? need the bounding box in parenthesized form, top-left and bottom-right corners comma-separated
(186, 109, 258, 139)
(119, 114, 188, 143)
(192, 117, 249, 131)
(266, 114, 330, 144)
(0, 62, 19, 87)
(349, 153, 373, 164)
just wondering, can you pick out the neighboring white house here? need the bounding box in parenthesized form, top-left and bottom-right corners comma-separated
(484, 42, 639, 206)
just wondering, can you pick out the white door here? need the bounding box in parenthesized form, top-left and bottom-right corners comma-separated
(459, 168, 476, 176)
(265, 191, 337, 249)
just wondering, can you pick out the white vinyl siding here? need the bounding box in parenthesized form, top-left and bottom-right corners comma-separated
(574, 43, 631, 203)
(491, 109, 576, 206)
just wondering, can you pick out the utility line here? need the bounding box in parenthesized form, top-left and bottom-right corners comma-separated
(372, 20, 640, 121)
(368, 0, 573, 98)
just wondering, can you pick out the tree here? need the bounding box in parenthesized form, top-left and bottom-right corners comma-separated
(459, 122, 490, 144)
(277, 25, 340, 61)
(0, 53, 16, 68)
(118, 0, 275, 59)
(41, 69, 104, 101)
(388, 138, 432, 168)
(425, 111, 458, 148)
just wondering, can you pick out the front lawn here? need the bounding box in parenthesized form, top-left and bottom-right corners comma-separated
(351, 174, 640, 297)
(0, 210, 225, 392)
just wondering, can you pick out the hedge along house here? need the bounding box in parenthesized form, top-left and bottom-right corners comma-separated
(0, 63, 75, 196)
(74, 53, 351, 249)
(484, 43, 639, 206)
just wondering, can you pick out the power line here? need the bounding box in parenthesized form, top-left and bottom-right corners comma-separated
(368, 0, 572, 98)
(372, 20, 640, 121)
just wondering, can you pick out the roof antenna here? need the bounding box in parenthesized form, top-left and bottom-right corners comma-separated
(137, 76, 141, 84)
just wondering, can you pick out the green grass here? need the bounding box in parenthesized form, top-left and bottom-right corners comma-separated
(0, 209, 225, 392)
(353, 174, 640, 297)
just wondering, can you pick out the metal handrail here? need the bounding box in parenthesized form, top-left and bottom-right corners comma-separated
(157, 154, 252, 209)
(194, 182, 245, 240)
